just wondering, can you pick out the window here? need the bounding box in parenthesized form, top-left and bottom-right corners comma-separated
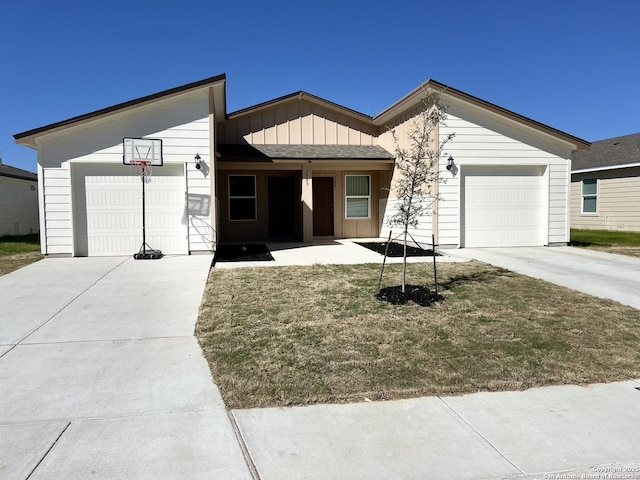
(345, 175, 370, 219)
(229, 175, 256, 221)
(581, 179, 597, 214)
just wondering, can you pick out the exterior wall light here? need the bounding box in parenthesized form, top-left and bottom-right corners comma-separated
(195, 153, 202, 169)
(446, 155, 455, 171)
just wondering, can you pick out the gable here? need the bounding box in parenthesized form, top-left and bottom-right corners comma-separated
(219, 96, 378, 146)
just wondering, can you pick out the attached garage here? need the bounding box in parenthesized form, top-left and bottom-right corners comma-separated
(461, 166, 546, 247)
(72, 164, 187, 256)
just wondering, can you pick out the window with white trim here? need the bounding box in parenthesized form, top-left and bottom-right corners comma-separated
(581, 179, 597, 214)
(345, 175, 370, 219)
(229, 175, 256, 221)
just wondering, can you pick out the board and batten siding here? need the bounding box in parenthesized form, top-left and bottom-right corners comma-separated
(0, 176, 39, 237)
(378, 103, 437, 247)
(571, 168, 640, 232)
(220, 99, 377, 146)
(37, 90, 213, 255)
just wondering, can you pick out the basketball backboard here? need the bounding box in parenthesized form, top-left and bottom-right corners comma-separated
(123, 138, 163, 166)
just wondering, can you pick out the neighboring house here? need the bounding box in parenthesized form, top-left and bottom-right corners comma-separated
(14, 74, 589, 256)
(0, 159, 39, 237)
(571, 133, 640, 232)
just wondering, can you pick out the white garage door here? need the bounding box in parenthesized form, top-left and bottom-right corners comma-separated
(73, 164, 187, 256)
(462, 166, 545, 247)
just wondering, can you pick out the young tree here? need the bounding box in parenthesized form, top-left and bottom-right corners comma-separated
(388, 91, 455, 293)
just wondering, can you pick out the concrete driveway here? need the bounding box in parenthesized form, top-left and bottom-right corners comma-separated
(447, 246, 640, 309)
(0, 256, 251, 480)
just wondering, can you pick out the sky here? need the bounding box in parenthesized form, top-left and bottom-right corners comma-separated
(1, 0, 639, 173)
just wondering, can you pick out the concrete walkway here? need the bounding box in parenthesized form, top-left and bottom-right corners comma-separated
(232, 380, 640, 480)
(0, 256, 251, 480)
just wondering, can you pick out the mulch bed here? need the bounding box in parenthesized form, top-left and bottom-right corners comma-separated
(376, 285, 443, 307)
(214, 244, 274, 262)
(357, 241, 439, 257)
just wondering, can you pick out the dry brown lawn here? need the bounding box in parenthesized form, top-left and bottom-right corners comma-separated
(196, 262, 640, 409)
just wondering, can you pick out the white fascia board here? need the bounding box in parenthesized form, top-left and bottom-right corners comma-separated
(572, 162, 640, 174)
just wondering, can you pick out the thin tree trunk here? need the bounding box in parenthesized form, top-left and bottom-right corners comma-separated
(402, 229, 408, 293)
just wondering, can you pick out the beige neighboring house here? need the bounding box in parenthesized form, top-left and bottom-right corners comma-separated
(14, 74, 589, 257)
(571, 133, 640, 232)
(0, 159, 39, 237)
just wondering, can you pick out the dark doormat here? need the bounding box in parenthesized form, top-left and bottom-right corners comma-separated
(214, 244, 274, 262)
(357, 241, 439, 257)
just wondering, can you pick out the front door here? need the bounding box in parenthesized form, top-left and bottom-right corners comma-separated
(268, 176, 296, 238)
(313, 177, 334, 236)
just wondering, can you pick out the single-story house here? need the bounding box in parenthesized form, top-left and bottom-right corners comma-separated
(0, 159, 39, 237)
(14, 74, 589, 256)
(571, 133, 640, 232)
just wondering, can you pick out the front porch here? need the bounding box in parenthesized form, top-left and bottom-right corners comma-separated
(215, 144, 395, 243)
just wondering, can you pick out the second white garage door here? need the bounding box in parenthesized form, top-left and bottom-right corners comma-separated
(73, 164, 187, 256)
(462, 166, 545, 247)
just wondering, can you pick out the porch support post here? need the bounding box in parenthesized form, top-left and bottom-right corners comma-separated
(302, 165, 313, 242)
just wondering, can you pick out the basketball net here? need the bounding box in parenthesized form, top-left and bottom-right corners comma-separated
(130, 160, 152, 184)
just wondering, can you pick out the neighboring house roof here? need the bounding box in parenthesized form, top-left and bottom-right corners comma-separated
(0, 160, 37, 181)
(572, 133, 640, 173)
(218, 144, 394, 161)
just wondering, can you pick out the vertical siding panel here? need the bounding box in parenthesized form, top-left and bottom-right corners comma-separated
(348, 118, 361, 145)
(263, 109, 276, 143)
(336, 114, 349, 144)
(275, 105, 288, 144)
(312, 106, 325, 145)
(324, 109, 338, 144)
(250, 113, 264, 144)
(288, 102, 301, 145)
(300, 102, 313, 144)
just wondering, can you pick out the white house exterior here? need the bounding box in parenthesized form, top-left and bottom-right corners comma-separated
(14, 74, 589, 256)
(0, 160, 39, 237)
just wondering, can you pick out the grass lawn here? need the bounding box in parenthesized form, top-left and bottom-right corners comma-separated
(0, 234, 43, 276)
(197, 262, 640, 409)
(571, 229, 640, 258)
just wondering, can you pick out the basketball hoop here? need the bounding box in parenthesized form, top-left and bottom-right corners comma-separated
(123, 138, 163, 260)
(130, 159, 153, 183)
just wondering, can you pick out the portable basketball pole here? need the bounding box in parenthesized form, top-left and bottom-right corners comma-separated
(133, 164, 162, 260)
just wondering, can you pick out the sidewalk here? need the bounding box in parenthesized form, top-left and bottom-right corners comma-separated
(232, 380, 640, 480)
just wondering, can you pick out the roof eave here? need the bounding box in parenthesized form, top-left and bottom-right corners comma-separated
(14, 73, 227, 148)
(374, 79, 591, 151)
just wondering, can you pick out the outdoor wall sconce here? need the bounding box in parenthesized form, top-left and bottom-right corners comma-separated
(446, 155, 455, 171)
(194, 153, 202, 170)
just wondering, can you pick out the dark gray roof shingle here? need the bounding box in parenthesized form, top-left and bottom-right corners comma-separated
(572, 133, 640, 171)
(218, 144, 394, 160)
(0, 162, 37, 181)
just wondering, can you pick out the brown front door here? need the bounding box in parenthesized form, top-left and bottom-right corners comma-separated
(313, 177, 334, 236)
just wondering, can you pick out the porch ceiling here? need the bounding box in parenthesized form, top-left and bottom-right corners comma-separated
(217, 144, 394, 161)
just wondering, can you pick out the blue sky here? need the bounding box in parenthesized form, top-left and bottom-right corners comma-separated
(2, 0, 639, 173)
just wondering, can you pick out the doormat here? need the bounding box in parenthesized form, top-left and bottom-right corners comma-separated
(214, 244, 274, 262)
(357, 241, 439, 257)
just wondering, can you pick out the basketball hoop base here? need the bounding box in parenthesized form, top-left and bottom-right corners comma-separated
(133, 243, 163, 260)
